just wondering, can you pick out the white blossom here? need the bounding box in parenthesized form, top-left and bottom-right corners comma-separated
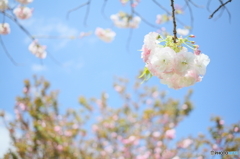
(13, 6, 33, 20)
(28, 41, 47, 59)
(95, 27, 116, 43)
(0, 23, 10, 35)
(0, 0, 8, 11)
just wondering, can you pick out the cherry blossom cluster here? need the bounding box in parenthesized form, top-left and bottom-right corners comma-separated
(110, 12, 141, 28)
(95, 27, 116, 43)
(28, 40, 47, 59)
(140, 32, 210, 89)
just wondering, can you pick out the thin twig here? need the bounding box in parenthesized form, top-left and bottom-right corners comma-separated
(0, 36, 22, 66)
(185, 0, 194, 30)
(133, 11, 159, 29)
(188, 0, 204, 8)
(170, 0, 177, 43)
(101, 0, 108, 19)
(66, 1, 90, 20)
(2, 12, 34, 40)
(126, 29, 133, 53)
(84, 0, 91, 27)
(209, 0, 232, 19)
(46, 50, 63, 67)
(207, 0, 213, 12)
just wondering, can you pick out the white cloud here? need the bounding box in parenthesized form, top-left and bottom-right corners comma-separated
(31, 64, 47, 72)
(22, 18, 80, 49)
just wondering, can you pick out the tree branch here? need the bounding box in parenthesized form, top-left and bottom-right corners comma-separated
(170, 0, 177, 43)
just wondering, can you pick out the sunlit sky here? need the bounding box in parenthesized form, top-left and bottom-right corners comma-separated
(0, 0, 240, 156)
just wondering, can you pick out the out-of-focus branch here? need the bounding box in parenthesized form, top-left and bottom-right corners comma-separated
(0, 36, 22, 66)
(66, 0, 91, 26)
(185, 0, 194, 30)
(101, 0, 108, 19)
(207, 0, 213, 12)
(2, 12, 34, 41)
(46, 50, 63, 67)
(170, 0, 177, 43)
(152, 0, 187, 27)
(209, 0, 232, 19)
(133, 11, 159, 29)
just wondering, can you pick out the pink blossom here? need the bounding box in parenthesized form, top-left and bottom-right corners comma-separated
(56, 145, 63, 151)
(219, 120, 224, 125)
(54, 126, 61, 132)
(13, 6, 33, 20)
(234, 127, 239, 132)
(0, 23, 10, 35)
(165, 129, 175, 139)
(152, 131, 161, 138)
(179, 139, 193, 148)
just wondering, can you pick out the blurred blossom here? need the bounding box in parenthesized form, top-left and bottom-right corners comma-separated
(157, 141, 162, 147)
(165, 129, 176, 139)
(95, 27, 116, 43)
(54, 126, 61, 132)
(0, 23, 10, 35)
(56, 145, 63, 151)
(179, 139, 193, 148)
(172, 156, 180, 159)
(72, 123, 78, 129)
(152, 131, 161, 138)
(212, 144, 218, 150)
(182, 104, 188, 110)
(152, 91, 159, 98)
(13, 6, 33, 20)
(16, 0, 33, 4)
(169, 122, 175, 128)
(114, 85, 123, 92)
(234, 126, 239, 132)
(154, 147, 162, 153)
(219, 119, 224, 125)
(64, 130, 72, 137)
(92, 124, 99, 132)
(0, 0, 8, 11)
(17, 102, 26, 111)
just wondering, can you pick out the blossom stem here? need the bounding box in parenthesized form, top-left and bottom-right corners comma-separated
(170, 0, 177, 43)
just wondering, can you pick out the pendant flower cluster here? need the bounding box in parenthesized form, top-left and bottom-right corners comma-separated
(140, 32, 210, 89)
(28, 41, 47, 59)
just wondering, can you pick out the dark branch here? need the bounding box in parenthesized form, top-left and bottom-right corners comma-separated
(0, 36, 22, 66)
(209, 0, 232, 19)
(214, 0, 231, 23)
(170, 0, 177, 43)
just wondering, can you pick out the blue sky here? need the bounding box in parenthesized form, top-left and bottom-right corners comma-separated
(0, 0, 240, 156)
